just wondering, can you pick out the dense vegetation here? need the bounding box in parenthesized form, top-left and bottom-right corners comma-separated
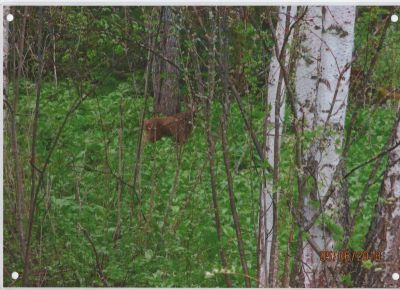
(3, 6, 399, 287)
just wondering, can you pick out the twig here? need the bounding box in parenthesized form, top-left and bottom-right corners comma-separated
(219, 9, 251, 287)
(23, 84, 94, 286)
(204, 8, 233, 287)
(227, 77, 269, 170)
(77, 223, 110, 287)
(344, 141, 400, 179)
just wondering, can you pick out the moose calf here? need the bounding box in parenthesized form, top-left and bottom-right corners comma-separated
(144, 107, 195, 145)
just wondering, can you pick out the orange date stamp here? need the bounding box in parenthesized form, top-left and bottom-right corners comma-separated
(320, 249, 383, 263)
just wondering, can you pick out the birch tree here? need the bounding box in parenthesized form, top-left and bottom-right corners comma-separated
(295, 6, 356, 287)
(373, 114, 400, 288)
(295, 7, 322, 130)
(358, 109, 400, 287)
(293, 7, 322, 285)
(258, 6, 297, 287)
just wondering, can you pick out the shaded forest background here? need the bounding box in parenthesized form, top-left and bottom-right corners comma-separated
(3, 6, 400, 287)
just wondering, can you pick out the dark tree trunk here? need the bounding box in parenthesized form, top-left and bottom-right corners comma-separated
(152, 7, 180, 116)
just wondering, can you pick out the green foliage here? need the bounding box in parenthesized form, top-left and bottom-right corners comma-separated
(5, 76, 264, 286)
(3, 6, 399, 288)
(346, 107, 396, 251)
(341, 273, 353, 287)
(354, 7, 400, 88)
(362, 259, 374, 270)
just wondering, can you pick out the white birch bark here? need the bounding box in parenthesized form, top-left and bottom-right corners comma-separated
(313, 4, 355, 254)
(380, 113, 400, 287)
(362, 111, 400, 287)
(294, 7, 323, 286)
(295, 6, 356, 287)
(259, 6, 297, 287)
(295, 7, 322, 130)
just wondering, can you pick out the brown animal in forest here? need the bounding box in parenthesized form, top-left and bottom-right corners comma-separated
(143, 106, 195, 145)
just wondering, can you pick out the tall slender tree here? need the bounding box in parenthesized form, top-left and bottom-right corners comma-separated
(205, 8, 233, 288)
(258, 6, 297, 287)
(293, 7, 323, 286)
(358, 108, 400, 287)
(10, 6, 29, 268)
